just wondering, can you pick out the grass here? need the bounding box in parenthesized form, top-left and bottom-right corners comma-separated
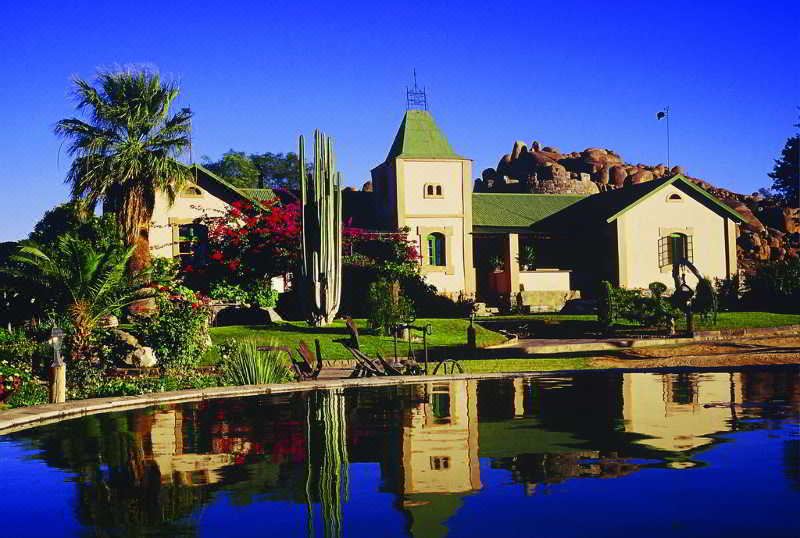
(687, 311, 800, 330)
(458, 357, 592, 373)
(207, 318, 507, 364)
(479, 311, 800, 331)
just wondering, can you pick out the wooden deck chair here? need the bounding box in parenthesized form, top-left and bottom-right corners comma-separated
(345, 317, 361, 350)
(344, 346, 385, 377)
(296, 339, 323, 380)
(375, 351, 404, 376)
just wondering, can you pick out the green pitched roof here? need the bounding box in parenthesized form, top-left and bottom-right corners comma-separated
(472, 175, 746, 234)
(472, 193, 587, 232)
(190, 164, 279, 206)
(239, 188, 277, 203)
(386, 110, 463, 161)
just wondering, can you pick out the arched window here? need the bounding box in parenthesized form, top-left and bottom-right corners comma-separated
(667, 193, 683, 202)
(427, 232, 446, 266)
(424, 183, 444, 198)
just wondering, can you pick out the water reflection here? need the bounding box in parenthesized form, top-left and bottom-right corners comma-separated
(3, 367, 799, 537)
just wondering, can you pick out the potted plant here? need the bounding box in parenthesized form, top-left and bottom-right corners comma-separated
(488, 256, 505, 273)
(517, 245, 536, 271)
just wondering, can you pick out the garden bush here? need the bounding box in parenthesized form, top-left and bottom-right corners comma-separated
(132, 286, 212, 370)
(597, 280, 616, 331)
(6, 380, 48, 408)
(693, 277, 719, 323)
(0, 359, 32, 403)
(0, 328, 41, 371)
(746, 258, 800, 312)
(87, 371, 220, 398)
(218, 339, 293, 385)
(366, 279, 415, 335)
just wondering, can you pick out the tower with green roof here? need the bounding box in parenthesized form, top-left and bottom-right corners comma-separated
(371, 109, 475, 297)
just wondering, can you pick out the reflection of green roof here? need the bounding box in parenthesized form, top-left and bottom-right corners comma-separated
(386, 110, 463, 161)
(403, 493, 468, 538)
(472, 193, 586, 233)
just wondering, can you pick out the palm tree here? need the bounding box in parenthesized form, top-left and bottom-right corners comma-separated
(55, 68, 193, 273)
(12, 235, 152, 362)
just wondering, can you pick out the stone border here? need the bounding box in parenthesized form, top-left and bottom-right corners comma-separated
(486, 324, 800, 356)
(0, 372, 526, 436)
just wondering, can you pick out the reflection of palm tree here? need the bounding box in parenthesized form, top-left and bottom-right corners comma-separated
(306, 389, 350, 538)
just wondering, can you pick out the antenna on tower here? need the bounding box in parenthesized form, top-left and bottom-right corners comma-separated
(406, 69, 428, 110)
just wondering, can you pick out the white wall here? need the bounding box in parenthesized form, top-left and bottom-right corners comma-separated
(396, 158, 475, 297)
(519, 270, 571, 292)
(149, 185, 230, 259)
(616, 184, 736, 289)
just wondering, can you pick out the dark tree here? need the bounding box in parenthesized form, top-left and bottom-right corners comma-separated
(769, 115, 800, 208)
(202, 150, 302, 190)
(202, 150, 260, 189)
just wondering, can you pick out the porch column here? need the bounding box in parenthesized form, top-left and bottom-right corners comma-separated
(507, 233, 520, 300)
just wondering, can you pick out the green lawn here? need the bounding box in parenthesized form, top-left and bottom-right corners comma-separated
(208, 318, 507, 364)
(458, 357, 592, 373)
(688, 311, 800, 330)
(479, 311, 800, 332)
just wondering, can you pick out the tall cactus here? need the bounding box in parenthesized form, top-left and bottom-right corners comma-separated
(299, 130, 342, 326)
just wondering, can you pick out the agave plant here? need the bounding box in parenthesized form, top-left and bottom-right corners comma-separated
(219, 339, 293, 385)
(11, 234, 153, 362)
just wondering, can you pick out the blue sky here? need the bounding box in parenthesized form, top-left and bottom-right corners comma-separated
(0, 0, 797, 241)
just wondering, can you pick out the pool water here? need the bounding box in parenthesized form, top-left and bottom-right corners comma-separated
(1, 367, 798, 537)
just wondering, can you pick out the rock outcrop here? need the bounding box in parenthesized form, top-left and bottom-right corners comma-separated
(476, 140, 800, 272)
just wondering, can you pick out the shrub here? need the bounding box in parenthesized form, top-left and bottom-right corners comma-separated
(693, 277, 719, 323)
(599, 282, 680, 330)
(715, 275, 742, 311)
(209, 281, 251, 304)
(0, 328, 40, 371)
(0, 360, 31, 403)
(746, 258, 800, 312)
(133, 287, 212, 370)
(366, 279, 414, 335)
(250, 280, 279, 309)
(6, 380, 48, 408)
(597, 280, 615, 331)
(219, 339, 293, 385)
(88, 371, 221, 398)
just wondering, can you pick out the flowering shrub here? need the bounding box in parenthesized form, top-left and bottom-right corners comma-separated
(0, 328, 41, 371)
(0, 360, 31, 403)
(132, 286, 212, 370)
(204, 198, 301, 283)
(343, 226, 420, 280)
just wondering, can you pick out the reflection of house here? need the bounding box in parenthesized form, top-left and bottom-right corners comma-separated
(147, 409, 234, 486)
(400, 380, 481, 495)
(623, 372, 743, 452)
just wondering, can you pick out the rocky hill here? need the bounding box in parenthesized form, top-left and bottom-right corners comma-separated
(476, 140, 799, 272)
